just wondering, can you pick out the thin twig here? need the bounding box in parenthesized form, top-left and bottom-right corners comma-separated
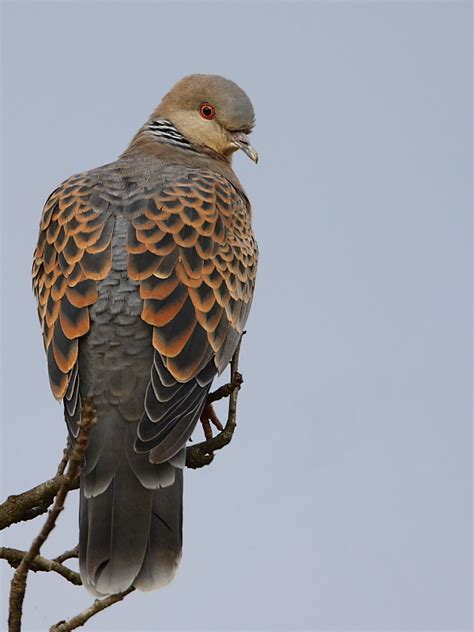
(8, 398, 96, 632)
(53, 545, 79, 564)
(55, 447, 70, 477)
(186, 338, 244, 469)
(49, 587, 135, 631)
(206, 372, 243, 404)
(0, 547, 81, 586)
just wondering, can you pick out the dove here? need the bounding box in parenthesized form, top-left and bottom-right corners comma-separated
(32, 74, 258, 595)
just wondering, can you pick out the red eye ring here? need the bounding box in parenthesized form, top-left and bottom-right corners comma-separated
(199, 102, 216, 120)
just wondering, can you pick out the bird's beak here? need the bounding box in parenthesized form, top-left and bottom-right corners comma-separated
(231, 131, 259, 164)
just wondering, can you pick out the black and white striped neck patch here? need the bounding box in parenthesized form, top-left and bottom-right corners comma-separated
(146, 119, 197, 152)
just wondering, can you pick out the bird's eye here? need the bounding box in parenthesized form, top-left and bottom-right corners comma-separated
(199, 103, 216, 120)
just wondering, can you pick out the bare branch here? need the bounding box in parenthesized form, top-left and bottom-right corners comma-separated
(186, 339, 243, 469)
(53, 546, 79, 564)
(206, 372, 243, 404)
(0, 445, 75, 532)
(3, 341, 246, 628)
(8, 398, 96, 632)
(49, 587, 135, 631)
(55, 447, 70, 477)
(0, 547, 81, 586)
(0, 473, 79, 531)
(1, 341, 245, 533)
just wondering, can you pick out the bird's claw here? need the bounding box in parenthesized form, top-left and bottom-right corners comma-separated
(200, 403, 224, 440)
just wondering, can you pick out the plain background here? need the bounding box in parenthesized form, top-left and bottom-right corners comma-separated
(0, 1, 471, 631)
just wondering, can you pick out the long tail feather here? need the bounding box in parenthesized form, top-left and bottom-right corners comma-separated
(79, 410, 183, 596)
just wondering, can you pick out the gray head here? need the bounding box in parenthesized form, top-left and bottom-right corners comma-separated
(152, 74, 258, 162)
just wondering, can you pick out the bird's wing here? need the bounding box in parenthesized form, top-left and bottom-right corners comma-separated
(32, 173, 114, 418)
(126, 168, 258, 462)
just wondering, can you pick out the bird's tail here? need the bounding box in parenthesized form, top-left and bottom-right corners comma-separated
(78, 417, 184, 596)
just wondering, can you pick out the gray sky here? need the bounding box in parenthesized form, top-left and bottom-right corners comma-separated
(1, 1, 471, 630)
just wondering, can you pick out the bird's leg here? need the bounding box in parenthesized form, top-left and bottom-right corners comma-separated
(200, 403, 224, 440)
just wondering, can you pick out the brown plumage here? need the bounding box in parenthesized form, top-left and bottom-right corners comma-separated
(32, 74, 258, 595)
(32, 177, 114, 398)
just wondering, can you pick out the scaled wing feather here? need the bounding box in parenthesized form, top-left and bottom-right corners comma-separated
(126, 168, 258, 461)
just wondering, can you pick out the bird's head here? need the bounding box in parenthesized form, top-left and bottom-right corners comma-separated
(152, 74, 258, 163)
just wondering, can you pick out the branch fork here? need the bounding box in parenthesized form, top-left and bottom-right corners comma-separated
(2, 343, 244, 631)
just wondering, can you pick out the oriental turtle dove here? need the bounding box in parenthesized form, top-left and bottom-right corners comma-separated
(32, 74, 258, 596)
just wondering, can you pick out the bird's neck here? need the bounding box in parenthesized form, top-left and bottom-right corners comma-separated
(142, 119, 198, 152)
(123, 118, 230, 165)
(120, 120, 246, 198)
